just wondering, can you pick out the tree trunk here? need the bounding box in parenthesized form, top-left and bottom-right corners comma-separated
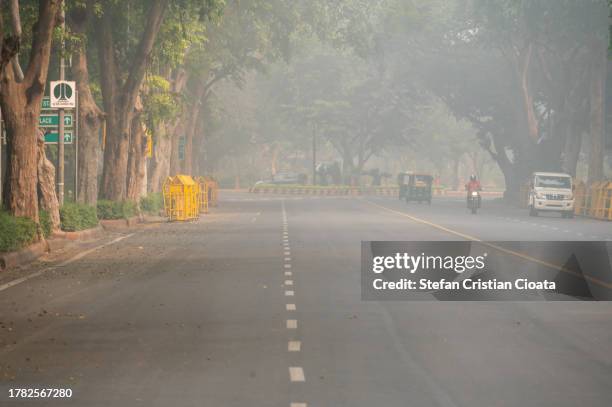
(97, 0, 168, 201)
(587, 37, 607, 184)
(0, 0, 61, 222)
(169, 123, 182, 175)
(126, 115, 147, 201)
(36, 131, 60, 230)
(1, 90, 41, 221)
(148, 122, 171, 192)
(69, 0, 104, 205)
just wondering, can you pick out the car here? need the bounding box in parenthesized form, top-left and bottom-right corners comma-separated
(528, 172, 574, 218)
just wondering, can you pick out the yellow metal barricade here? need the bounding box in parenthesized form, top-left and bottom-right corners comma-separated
(589, 181, 606, 219)
(162, 175, 200, 221)
(203, 176, 219, 207)
(590, 181, 612, 220)
(195, 176, 209, 214)
(573, 181, 587, 216)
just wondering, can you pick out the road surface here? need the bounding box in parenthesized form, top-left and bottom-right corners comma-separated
(1, 191, 611, 406)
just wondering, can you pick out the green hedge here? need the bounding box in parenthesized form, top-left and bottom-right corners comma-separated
(140, 193, 163, 214)
(96, 200, 137, 220)
(60, 203, 99, 231)
(0, 211, 38, 252)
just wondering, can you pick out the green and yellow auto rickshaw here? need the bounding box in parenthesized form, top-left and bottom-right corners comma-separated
(405, 173, 433, 204)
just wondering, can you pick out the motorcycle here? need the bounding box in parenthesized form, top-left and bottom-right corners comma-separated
(468, 190, 481, 214)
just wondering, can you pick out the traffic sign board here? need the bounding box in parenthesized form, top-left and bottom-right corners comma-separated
(44, 130, 73, 144)
(41, 97, 52, 110)
(50, 81, 76, 108)
(39, 113, 73, 127)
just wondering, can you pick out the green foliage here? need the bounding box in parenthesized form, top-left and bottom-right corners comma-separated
(39, 210, 53, 238)
(143, 75, 182, 129)
(140, 193, 164, 214)
(60, 203, 99, 232)
(96, 200, 138, 220)
(0, 212, 38, 253)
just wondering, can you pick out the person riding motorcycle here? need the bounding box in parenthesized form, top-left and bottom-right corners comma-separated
(465, 175, 482, 208)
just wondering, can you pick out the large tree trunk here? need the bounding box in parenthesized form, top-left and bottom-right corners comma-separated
(69, 1, 104, 205)
(148, 122, 171, 192)
(97, 0, 168, 201)
(126, 115, 147, 201)
(1, 91, 41, 221)
(0, 0, 61, 222)
(587, 37, 607, 184)
(36, 131, 60, 230)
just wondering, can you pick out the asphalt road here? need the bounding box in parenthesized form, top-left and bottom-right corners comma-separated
(1, 191, 611, 407)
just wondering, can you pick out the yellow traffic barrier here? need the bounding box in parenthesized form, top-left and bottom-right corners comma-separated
(195, 176, 209, 214)
(162, 175, 200, 221)
(203, 176, 219, 207)
(590, 181, 612, 220)
(573, 181, 588, 216)
(589, 181, 606, 218)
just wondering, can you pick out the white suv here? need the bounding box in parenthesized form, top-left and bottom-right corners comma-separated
(528, 172, 574, 218)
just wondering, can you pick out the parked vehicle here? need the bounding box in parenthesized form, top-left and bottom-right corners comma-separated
(397, 172, 411, 200)
(528, 172, 574, 218)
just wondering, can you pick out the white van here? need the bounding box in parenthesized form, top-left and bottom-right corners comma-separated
(528, 172, 574, 218)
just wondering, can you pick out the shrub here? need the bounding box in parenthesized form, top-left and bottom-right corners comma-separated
(140, 193, 163, 214)
(39, 210, 53, 238)
(96, 200, 137, 220)
(60, 203, 98, 231)
(0, 211, 38, 252)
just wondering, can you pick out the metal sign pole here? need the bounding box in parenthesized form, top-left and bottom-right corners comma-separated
(57, 7, 66, 205)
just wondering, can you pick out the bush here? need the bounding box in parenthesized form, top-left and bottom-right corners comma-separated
(60, 203, 98, 231)
(140, 193, 163, 214)
(39, 210, 53, 238)
(96, 200, 137, 220)
(0, 211, 38, 252)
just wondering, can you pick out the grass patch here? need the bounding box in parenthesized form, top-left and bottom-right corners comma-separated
(60, 203, 99, 231)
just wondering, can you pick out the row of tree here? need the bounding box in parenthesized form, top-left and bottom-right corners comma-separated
(209, 0, 610, 199)
(0, 0, 357, 230)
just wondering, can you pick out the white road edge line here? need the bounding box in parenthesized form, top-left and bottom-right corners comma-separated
(0, 234, 134, 293)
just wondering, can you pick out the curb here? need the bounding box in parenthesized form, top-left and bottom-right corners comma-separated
(0, 240, 50, 271)
(99, 216, 141, 231)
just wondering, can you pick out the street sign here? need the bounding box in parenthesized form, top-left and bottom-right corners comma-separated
(41, 97, 52, 110)
(44, 130, 73, 144)
(50, 81, 76, 108)
(39, 113, 73, 127)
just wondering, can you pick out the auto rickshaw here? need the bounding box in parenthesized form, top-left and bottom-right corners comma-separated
(405, 173, 433, 204)
(397, 172, 412, 200)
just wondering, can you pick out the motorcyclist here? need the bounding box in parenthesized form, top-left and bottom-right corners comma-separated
(465, 175, 482, 207)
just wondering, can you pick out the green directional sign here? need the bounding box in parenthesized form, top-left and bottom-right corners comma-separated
(41, 97, 51, 110)
(44, 130, 73, 144)
(39, 113, 73, 127)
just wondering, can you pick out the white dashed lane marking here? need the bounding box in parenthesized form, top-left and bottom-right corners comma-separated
(285, 290, 294, 296)
(285, 271, 292, 276)
(285, 280, 293, 286)
(290, 403, 307, 407)
(288, 341, 301, 352)
(287, 319, 298, 329)
(286, 304, 296, 311)
(289, 367, 305, 382)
